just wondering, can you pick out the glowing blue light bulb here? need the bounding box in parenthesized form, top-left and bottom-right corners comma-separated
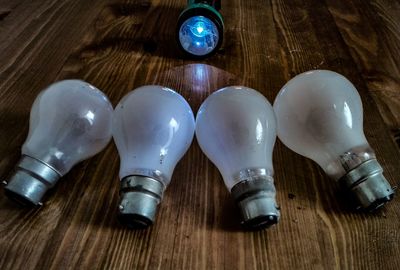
(179, 16, 219, 56)
(194, 22, 205, 36)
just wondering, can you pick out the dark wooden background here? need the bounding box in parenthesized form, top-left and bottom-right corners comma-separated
(0, 0, 399, 269)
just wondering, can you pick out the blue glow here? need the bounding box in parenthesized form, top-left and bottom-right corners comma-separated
(179, 16, 219, 56)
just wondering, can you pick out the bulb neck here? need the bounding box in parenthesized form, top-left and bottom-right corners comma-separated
(231, 169, 280, 230)
(339, 158, 394, 211)
(118, 175, 165, 229)
(3, 155, 61, 206)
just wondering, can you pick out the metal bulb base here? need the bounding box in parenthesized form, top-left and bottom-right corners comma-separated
(340, 159, 394, 211)
(3, 155, 61, 206)
(118, 176, 165, 229)
(231, 177, 280, 230)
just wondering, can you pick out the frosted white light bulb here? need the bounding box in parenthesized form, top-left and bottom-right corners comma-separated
(273, 70, 394, 210)
(113, 85, 195, 228)
(196, 86, 280, 229)
(4, 80, 113, 206)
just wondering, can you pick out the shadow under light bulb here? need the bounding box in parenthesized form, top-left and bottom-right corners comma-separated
(196, 86, 280, 229)
(177, 0, 224, 58)
(4, 80, 113, 206)
(273, 70, 394, 211)
(113, 85, 195, 228)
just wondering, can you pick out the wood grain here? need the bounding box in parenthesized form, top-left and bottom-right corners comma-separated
(0, 0, 399, 269)
(326, 0, 400, 145)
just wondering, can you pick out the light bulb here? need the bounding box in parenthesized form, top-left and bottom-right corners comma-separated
(113, 85, 195, 228)
(273, 70, 394, 210)
(4, 80, 113, 206)
(176, 0, 224, 58)
(178, 16, 220, 56)
(195, 86, 280, 229)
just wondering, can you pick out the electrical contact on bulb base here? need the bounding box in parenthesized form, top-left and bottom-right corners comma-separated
(3, 155, 61, 206)
(118, 175, 165, 229)
(339, 159, 394, 211)
(231, 174, 280, 230)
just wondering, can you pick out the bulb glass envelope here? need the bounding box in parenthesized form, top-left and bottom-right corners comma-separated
(195, 86, 280, 229)
(273, 70, 394, 210)
(177, 1, 224, 58)
(3, 80, 113, 206)
(113, 85, 195, 228)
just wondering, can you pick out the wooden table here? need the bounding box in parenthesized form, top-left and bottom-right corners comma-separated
(0, 0, 399, 269)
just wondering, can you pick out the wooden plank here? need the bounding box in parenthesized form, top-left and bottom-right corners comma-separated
(0, 0, 399, 269)
(325, 0, 400, 143)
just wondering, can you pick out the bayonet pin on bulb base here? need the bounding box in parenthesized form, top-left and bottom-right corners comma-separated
(118, 175, 165, 229)
(231, 177, 280, 230)
(340, 159, 394, 211)
(3, 155, 61, 206)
